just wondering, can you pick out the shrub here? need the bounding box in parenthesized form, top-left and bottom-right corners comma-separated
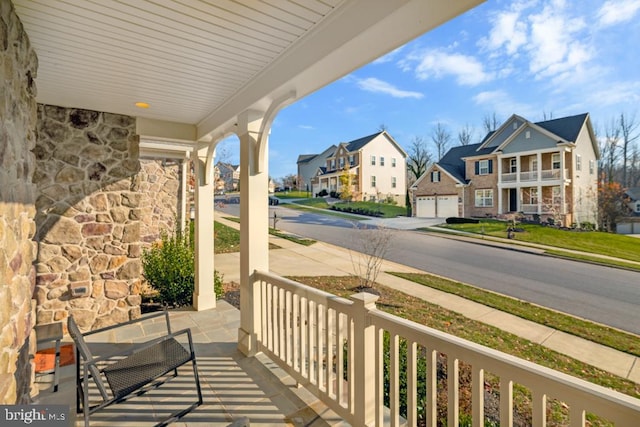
(317, 189, 328, 197)
(142, 225, 223, 307)
(446, 217, 480, 224)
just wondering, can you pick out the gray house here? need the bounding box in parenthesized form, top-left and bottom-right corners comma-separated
(297, 145, 337, 192)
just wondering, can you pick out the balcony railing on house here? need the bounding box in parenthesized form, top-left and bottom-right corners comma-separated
(503, 169, 568, 183)
(520, 203, 569, 214)
(254, 270, 640, 426)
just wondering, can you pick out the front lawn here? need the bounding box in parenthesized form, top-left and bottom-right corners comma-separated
(272, 190, 310, 199)
(439, 220, 640, 262)
(332, 201, 407, 218)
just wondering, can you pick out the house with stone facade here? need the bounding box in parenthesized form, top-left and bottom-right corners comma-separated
(3, 1, 638, 424)
(308, 131, 407, 205)
(412, 113, 599, 226)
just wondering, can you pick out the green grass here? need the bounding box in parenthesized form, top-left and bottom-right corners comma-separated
(390, 271, 640, 358)
(284, 203, 364, 220)
(272, 190, 311, 199)
(214, 221, 241, 253)
(332, 201, 407, 218)
(220, 217, 316, 246)
(545, 249, 640, 271)
(439, 220, 640, 262)
(291, 197, 330, 208)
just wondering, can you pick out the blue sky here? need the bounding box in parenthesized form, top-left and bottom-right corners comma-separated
(217, 0, 640, 181)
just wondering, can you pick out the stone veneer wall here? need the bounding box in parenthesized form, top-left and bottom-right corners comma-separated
(33, 105, 143, 331)
(138, 159, 182, 242)
(0, 1, 39, 404)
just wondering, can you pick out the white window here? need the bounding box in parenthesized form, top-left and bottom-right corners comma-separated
(479, 160, 490, 175)
(529, 187, 538, 205)
(432, 171, 440, 182)
(339, 157, 345, 168)
(392, 158, 397, 167)
(330, 159, 335, 169)
(552, 153, 561, 169)
(589, 159, 595, 175)
(576, 154, 582, 171)
(371, 155, 376, 166)
(525, 130, 531, 139)
(531, 158, 538, 171)
(475, 189, 493, 207)
(510, 158, 517, 173)
(380, 156, 385, 166)
(371, 176, 376, 187)
(391, 177, 397, 188)
(349, 155, 354, 165)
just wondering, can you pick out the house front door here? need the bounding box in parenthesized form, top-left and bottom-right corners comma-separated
(509, 188, 518, 212)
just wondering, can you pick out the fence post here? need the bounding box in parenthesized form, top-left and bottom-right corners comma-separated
(351, 292, 379, 426)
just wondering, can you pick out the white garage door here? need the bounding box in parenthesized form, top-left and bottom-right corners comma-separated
(416, 195, 458, 218)
(436, 195, 458, 218)
(416, 196, 435, 217)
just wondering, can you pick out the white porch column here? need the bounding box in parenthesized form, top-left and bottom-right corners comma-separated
(537, 185, 543, 214)
(179, 157, 189, 231)
(237, 109, 270, 356)
(536, 152, 542, 181)
(193, 144, 217, 311)
(516, 156, 521, 183)
(497, 157, 503, 213)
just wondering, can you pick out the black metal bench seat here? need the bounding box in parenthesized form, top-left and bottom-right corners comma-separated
(68, 311, 203, 427)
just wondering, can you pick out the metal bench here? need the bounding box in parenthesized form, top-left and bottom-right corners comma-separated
(68, 311, 202, 427)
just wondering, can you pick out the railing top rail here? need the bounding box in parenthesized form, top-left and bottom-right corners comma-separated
(254, 269, 353, 307)
(369, 309, 640, 417)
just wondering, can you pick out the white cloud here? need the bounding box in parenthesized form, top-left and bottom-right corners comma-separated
(298, 125, 314, 130)
(597, 0, 640, 26)
(483, 9, 528, 54)
(401, 49, 493, 86)
(526, 1, 591, 79)
(356, 77, 424, 99)
(473, 90, 536, 118)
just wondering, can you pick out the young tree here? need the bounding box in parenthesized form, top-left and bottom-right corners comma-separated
(619, 113, 639, 187)
(350, 223, 393, 291)
(338, 164, 355, 201)
(598, 180, 630, 231)
(407, 136, 432, 185)
(457, 123, 474, 146)
(431, 122, 451, 161)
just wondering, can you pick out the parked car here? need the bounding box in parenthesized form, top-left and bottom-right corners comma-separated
(269, 196, 279, 206)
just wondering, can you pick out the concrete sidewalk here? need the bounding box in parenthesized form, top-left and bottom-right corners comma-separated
(214, 214, 640, 385)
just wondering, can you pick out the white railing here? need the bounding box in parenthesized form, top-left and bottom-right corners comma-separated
(254, 270, 640, 426)
(521, 203, 538, 213)
(501, 172, 517, 182)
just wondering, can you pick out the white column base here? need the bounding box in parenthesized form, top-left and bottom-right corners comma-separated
(193, 292, 217, 311)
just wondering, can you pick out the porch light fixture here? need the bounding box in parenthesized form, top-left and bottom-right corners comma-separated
(135, 102, 150, 109)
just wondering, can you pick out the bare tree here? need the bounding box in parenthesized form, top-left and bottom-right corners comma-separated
(378, 123, 389, 132)
(619, 113, 639, 187)
(600, 118, 621, 184)
(350, 223, 393, 290)
(542, 111, 554, 121)
(431, 122, 451, 161)
(482, 112, 500, 134)
(457, 123, 475, 146)
(407, 136, 432, 185)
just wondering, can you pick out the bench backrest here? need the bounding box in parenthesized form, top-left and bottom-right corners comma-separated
(67, 316, 110, 400)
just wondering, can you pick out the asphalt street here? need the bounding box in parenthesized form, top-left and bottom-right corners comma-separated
(216, 201, 640, 335)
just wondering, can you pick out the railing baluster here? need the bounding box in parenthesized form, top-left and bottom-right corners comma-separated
(336, 312, 344, 407)
(532, 389, 547, 427)
(300, 297, 308, 378)
(407, 340, 417, 426)
(317, 303, 325, 391)
(375, 327, 384, 425)
(500, 377, 513, 427)
(278, 287, 284, 358)
(309, 300, 316, 385)
(390, 333, 400, 426)
(426, 349, 437, 427)
(285, 290, 292, 365)
(266, 283, 273, 352)
(292, 293, 299, 373)
(472, 365, 484, 427)
(448, 356, 459, 427)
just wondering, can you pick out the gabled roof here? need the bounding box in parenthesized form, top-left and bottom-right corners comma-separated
(626, 188, 640, 201)
(345, 131, 382, 151)
(297, 154, 317, 164)
(535, 113, 589, 142)
(438, 143, 493, 183)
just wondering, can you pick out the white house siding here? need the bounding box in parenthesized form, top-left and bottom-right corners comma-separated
(359, 134, 407, 205)
(571, 125, 599, 226)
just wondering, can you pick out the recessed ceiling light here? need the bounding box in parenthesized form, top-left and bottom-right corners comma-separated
(135, 102, 150, 109)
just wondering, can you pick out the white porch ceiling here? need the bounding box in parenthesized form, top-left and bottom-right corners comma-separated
(13, 0, 483, 142)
